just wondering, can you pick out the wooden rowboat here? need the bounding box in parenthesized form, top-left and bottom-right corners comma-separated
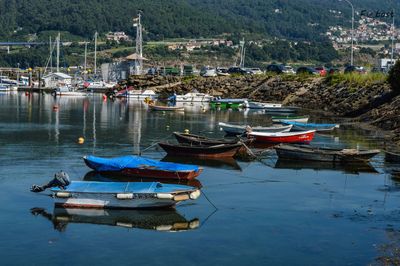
(83, 155, 202, 180)
(173, 131, 239, 145)
(281, 120, 340, 132)
(158, 142, 243, 158)
(272, 115, 309, 123)
(218, 122, 293, 135)
(275, 144, 380, 162)
(50, 181, 201, 209)
(248, 130, 315, 144)
(149, 105, 184, 112)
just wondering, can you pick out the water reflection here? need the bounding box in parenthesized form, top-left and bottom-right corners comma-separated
(30, 207, 200, 232)
(162, 155, 242, 171)
(83, 171, 203, 188)
(274, 158, 379, 174)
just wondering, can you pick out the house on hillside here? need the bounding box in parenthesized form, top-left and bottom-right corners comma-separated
(42, 72, 72, 88)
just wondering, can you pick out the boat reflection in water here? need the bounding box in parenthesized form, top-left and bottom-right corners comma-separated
(30, 207, 200, 232)
(161, 155, 242, 171)
(274, 158, 378, 175)
(83, 171, 203, 188)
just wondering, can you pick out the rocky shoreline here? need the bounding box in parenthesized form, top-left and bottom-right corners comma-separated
(112, 75, 400, 146)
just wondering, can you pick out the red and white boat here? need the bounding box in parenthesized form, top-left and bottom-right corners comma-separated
(248, 130, 316, 144)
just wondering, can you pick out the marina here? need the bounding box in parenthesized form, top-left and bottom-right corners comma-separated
(0, 92, 399, 265)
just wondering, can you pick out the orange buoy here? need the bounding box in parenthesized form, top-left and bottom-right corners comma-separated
(78, 137, 85, 144)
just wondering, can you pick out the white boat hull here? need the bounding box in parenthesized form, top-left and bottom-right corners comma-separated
(54, 192, 178, 209)
(175, 93, 212, 102)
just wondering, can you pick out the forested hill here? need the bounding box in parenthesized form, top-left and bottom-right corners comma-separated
(0, 0, 398, 41)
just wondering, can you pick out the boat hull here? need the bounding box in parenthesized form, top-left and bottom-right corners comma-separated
(173, 132, 238, 145)
(275, 144, 380, 162)
(248, 131, 315, 144)
(158, 142, 242, 158)
(51, 181, 200, 209)
(218, 122, 292, 135)
(149, 105, 184, 111)
(272, 116, 309, 123)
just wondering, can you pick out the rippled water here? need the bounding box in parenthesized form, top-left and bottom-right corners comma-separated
(0, 92, 399, 265)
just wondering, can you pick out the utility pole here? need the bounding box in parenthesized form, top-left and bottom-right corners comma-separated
(340, 0, 355, 66)
(239, 39, 245, 68)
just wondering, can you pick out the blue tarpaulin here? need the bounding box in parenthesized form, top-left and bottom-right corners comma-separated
(84, 155, 199, 172)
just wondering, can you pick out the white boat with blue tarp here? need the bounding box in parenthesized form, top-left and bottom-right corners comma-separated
(281, 120, 339, 132)
(51, 181, 201, 209)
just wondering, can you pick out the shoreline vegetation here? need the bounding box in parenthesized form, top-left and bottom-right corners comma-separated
(110, 71, 400, 146)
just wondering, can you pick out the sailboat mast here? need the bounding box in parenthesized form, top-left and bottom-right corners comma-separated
(84, 42, 87, 79)
(49, 36, 52, 73)
(94, 32, 98, 76)
(56, 32, 60, 72)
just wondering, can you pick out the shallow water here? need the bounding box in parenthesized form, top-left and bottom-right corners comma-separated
(0, 92, 399, 265)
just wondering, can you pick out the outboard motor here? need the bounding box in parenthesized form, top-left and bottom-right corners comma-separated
(31, 171, 70, 193)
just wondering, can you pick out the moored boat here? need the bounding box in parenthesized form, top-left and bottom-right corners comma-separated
(127, 89, 157, 100)
(272, 115, 309, 123)
(281, 120, 339, 132)
(248, 130, 315, 144)
(53, 85, 90, 97)
(275, 144, 380, 162)
(149, 105, 185, 112)
(210, 98, 247, 109)
(50, 181, 200, 209)
(385, 150, 400, 162)
(218, 122, 292, 135)
(173, 131, 239, 145)
(83, 155, 202, 180)
(158, 142, 243, 158)
(175, 92, 213, 102)
(244, 101, 282, 109)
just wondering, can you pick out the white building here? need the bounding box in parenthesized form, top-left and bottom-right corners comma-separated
(42, 72, 72, 88)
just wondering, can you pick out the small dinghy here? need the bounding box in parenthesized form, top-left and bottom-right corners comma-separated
(271, 115, 309, 123)
(275, 144, 380, 162)
(173, 131, 239, 145)
(248, 130, 315, 144)
(31, 172, 201, 209)
(83, 155, 202, 180)
(218, 122, 292, 135)
(281, 120, 339, 132)
(149, 105, 185, 112)
(158, 142, 243, 158)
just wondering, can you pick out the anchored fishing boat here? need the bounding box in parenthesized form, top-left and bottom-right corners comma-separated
(158, 142, 243, 158)
(173, 131, 240, 146)
(218, 122, 292, 135)
(83, 155, 202, 180)
(30, 172, 201, 209)
(248, 130, 315, 144)
(175, 92, 213, 102)
(210, 98, 247, 109)
(148, 105, 185, 112)
(275, 144, 380, 162)
(281, 121, 339, 132)
(271, 115, 309, 123)
(384, 150, 400, 162)
(51, 181, 200, 209)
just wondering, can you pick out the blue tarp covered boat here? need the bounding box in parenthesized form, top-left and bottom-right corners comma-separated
(281, 120, 339, 132)
(83, 155, 202, 180)
(51, 181, 201, 209)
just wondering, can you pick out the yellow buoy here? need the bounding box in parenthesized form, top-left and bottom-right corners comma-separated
(78, 137, 85, 144)
(184, 129, 189, 134)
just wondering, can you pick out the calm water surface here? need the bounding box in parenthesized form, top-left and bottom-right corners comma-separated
(0, 92, 399, 265)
